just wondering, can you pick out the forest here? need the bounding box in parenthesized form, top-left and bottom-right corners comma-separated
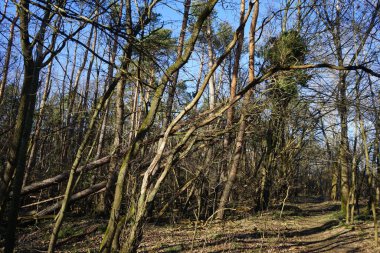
(1, 0, 380, 252)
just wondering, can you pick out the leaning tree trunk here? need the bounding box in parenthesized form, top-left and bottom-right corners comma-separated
(102, 0, 126, 215)
(47, 3, 135, 246)
(100, 1, 223, 251)
(224, 0, 245, 149)
(219, 3, 262, 216)
(115, 3, 255, 251)
(216, 0, 245, 216)
(47, 67, 128, 252)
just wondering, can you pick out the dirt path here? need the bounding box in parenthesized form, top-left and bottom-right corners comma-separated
(14, 201, 379, 252)
(139, 202, 379, 252)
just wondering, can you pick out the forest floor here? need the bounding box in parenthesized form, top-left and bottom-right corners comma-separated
(14, 201, 380, 252)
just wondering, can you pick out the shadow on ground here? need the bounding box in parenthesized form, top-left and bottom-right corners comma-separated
(148, 219, 344, 252)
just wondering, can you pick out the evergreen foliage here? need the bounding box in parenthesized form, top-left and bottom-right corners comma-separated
(264, 30, 309, 101)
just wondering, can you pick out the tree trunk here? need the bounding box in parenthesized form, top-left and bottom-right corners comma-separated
(359, 105, 378, 245)
(100, 1, 220, 251)
(23, 61, 53, 188)
(331, 5, 350, 219)
(36, 181, 107, 217)
(164, 0, 191, 127)
(0, 15, 18, 104)
(4, 65, 40, 252)
(103, 0, 126, 215)
(206, 19, 215, 110)
(224, 0, 245, 148)
(216, 0, 255, 220)
(117, 2, 255, 250)
(21, 156, 111, 195)
(2, 1, 55, 250)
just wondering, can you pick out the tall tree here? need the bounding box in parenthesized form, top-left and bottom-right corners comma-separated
(217, 0, 259, 220)
(1, 0, 77, 251)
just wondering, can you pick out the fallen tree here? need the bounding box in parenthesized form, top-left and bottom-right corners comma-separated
(34, 181, 107, 217)
(21, 156, 111, 196)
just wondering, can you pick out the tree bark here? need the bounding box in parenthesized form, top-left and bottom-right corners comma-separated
(103, 0, 126, 215)
(0, 14, 18, 104)
(21, 156, 111, 195)
(2, 0, 56, 250)
(216, 0, 259, 220)
(116, 2, 255, 251)
(224, 0, 245, 148)
(164, 0, 191, 127)
(23, 61, 53, 188)
(36, 181, 107, 217)
(100, 1, 220, 251)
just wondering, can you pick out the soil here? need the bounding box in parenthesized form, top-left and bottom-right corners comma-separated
(13, 201, 380, 252)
